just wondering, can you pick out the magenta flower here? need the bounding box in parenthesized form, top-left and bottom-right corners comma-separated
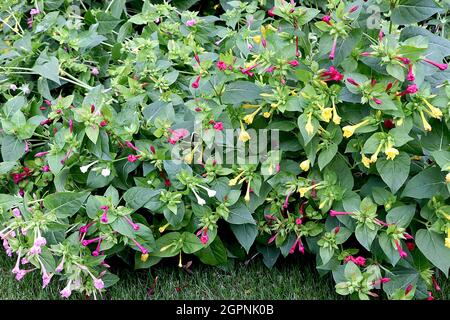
(213, 122, 223, 131)
(185, 19, 196, 27)
(30, 8, 40, 16)
(289, 237, 305, 254)
(407, 64, 415, 81)
(241, 64, 258, 76)
(396, 84, 418, 96)
(288, 60, 299, 67)
(42, 165, 49, 172)
(295, 218, 303, 225)
(196, 228, 209, 245)
(100, 206, 109, 223)
(395, 240, 408, 258)
(346, 77, 359, 86)
(329, 38, 337, 60)
(127, 154, 140, 162)
(322, 15, 332, 25)
(360, 52, 373, 57)
(192, 75, 201, 89)
(124, 216, 140, 231)
(329, 210, 353, 216)
(216, 61, 227, 70)
(422, 58, 448, 70)
(372, 97, 382, 105)
(396, 57, 410, 65)
(167, 128, 189, 144)
(267, 6, 275, 17)
(321, 66, 344, 82)
(35, 151, 49, 157)
(131, 238, 149, 254)
(349, 5, 359, 13)
(266, 65, 276, 73)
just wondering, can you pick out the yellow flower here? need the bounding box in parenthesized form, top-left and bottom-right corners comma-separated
(343, 119, 370, 138)
(298, 187, 309, 197)
(229, 171, 244, 186)
(332, 107, 341, 125)
(423, 98, 443, 119)
(141, 253, 149, 262)
(321, 107, 333, 122)
(446, 237, 450, 249)
(263, 112, 271, 118)
(159, 223, 170, 233)
(239, 129, 251, 142)
(385, 147, 399, 160)
(244, 183, 251, 203)
(253, 35, 261, 44)
(411, 155, 422, 161)
(184, 152, 193, 164)
(300, 159, 310, 171)
(370, 143, 383, 163)
(446, 172, 450, 183)
(243, 107, 262, 125)
(305, 113, 314, 136)
(361, 154, 371, 168)
(342, 125, 355, 138)
(396, 118, 404, 126)
(419, 111, 432, 132)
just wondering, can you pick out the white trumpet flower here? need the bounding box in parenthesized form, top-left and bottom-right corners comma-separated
(101, 168, 111, 177)
(80, 161, 99, 173)
(191, 188, 206, 206)
(197, 184, 216, 197)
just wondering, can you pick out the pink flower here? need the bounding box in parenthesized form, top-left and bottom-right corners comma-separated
(288, 60, 299, 67)
(349, 5, 359, 13)
(12, 208, 21, 218)
(372, 97, 382, 105)
(124, 216, 140, 231)
(266, 66, 276, 73)
(35, 151, 49, 157)
(213, 122, 223, 131)
(34, 236, 47, 247)
(295, 36, 300, 57)
(432, 276, 441, 292)
(396, 57, 410, 65)
(196, 228, 209, 245)
(321, 66, 343, 82)
(241, 64, 258, 76)
(396, 84, 418, 96)
(167, 128, 189, 144)
(329, 38, 337, 60)
(360, 52, 373, 57)
(60, 287, 72, 298)
(283, 192, 291, 210)
(395, 240, 408, 258)
(185, 19, 196, 27)
(192, 75, 201, 89)
(347, 77, 359, 86)
(30, 8, 40, 16)
(329, 210, 353, 216)
(422, 58, 448, 71)
(322, 15, 332, 25)
(100, 120, 108, 127)
(131, 238, 149, 254)
(91, 67, 99, 76)
(268, 7, 275, 17)
(216, 61, 227, 70)
(378, 30, 384, 42)
(289, 238, 305, 254)
(127, 154, 140, 162)
(100, 206, 109, 223)
(94, 278, 104, 290)
(42, 272, 52, 288)
(295, 218, 303, 225)
(42, 165, 50, 172)
(407, 64, 415, 81)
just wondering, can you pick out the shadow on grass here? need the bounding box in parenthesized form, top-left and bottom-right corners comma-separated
(0, 252, 343, 300)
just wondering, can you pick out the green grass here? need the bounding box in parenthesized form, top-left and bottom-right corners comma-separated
(0, 252, 341, 300)
(2, 252, 449, 300)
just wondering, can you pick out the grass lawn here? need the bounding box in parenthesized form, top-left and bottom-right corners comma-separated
(1, 252, 449, 300)
(0, 252, 341, 300)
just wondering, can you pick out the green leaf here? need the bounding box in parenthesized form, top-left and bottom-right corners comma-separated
(32, 56, 60, 85)
(402, 167, 449, 199)
(386, 205, 416, 228)
(43, 191, 90, 218)
(123, 187, 160, 210)
(256, 244, 280, 269)
(226, 202, 256, 225)
(222, 81, 263, 104)
(195, 237, 227, 266)
(230, 223, 257, 253)
(391, 0, 443, 25)
(181, 232, 204, 254)
(0, 194, 20, 211)
(111, 216, 136, 238)
(1, 135, 25, 162)
(355, 224, 377, 250)
(318, 143, 338, 170)
(415, 229, 450, 276)
(378, 233, 401, 266)
(85, 125, 99, 144)
(376, 152, 411, 194)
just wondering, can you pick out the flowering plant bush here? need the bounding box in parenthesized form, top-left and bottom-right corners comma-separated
(1, 0, 450, 300)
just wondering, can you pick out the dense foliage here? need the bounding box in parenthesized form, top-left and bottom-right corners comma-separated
(1, 0, 450, 300)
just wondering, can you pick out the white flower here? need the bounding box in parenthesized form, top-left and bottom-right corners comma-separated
(80, 161, 98, 173)
(101, 168, 111, 177)
(192, 188, 206, 206)
(197, 184, 216, 197)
